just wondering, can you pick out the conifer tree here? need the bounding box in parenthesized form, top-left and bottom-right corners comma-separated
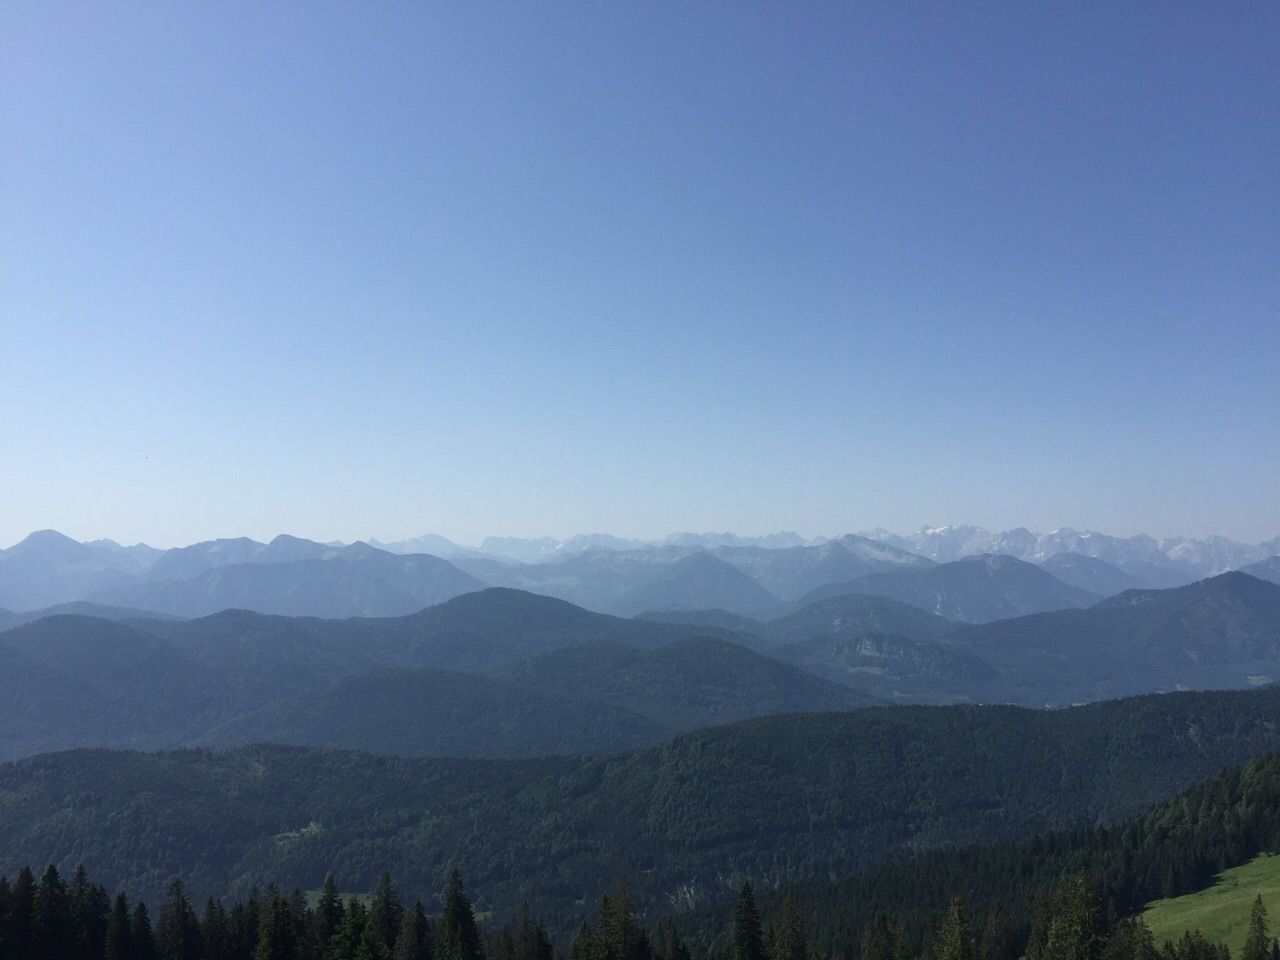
(1244, 897, 1273, 960)
(596, 880, 648, 960)
(34, 865, 73, 960)
(289, 890, 315, 960)
(315, 877, 346, 953)
(935, 898, 974, 960)
(1161, 930, 1230, 960)
(69, 864, 109, 960)
(156, 880, 203, 960)
(1044, 876, 1102, 960)
(733, 883, 767, 960)
(230, 892, 262, 960)
(369, 874, 405, 954)
(1102, 917, 1156, 960)
(203, 898, 233, 960)
(394, 903, 432, 960)
(511, 904, 550, 960)
(105, 894, 133, 960)
(256, 892, 298, 960)
(0, 876, 15, 960)
(356, 924, 390, 960)
(12, 868, 37, 960)
(132, 903, 158, 960)
(592, 895, 616, 960)
(436, 871, 482, 960)
(769, 895, 807, 960)
(332, 899, 370, 960)
(570, 924, 597, 960)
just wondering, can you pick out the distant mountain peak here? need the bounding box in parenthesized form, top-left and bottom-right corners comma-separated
(10, 529, 84, 552)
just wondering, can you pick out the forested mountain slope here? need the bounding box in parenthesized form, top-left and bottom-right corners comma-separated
(742, 747, 1280, 960)
(4, 686, 1280, 925)
(195, 668, 672, 757)
(953, 572, 1280, 703)
(0, 590, 868, 761)
(503, 636, 877, 728)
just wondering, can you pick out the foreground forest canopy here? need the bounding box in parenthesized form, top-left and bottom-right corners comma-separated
(12, 752, 1280, 960)
(5, 687, 1280, 925)
(8, 744, 1280, 960)
(0, 866, 1265, 960)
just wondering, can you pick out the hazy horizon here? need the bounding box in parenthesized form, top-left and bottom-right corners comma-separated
(5, 520, 1280, 555)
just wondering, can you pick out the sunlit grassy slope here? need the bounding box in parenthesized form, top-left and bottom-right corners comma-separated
(1144, 854, 1280, 955)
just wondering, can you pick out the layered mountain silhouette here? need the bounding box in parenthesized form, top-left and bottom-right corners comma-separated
(6, 527, 1277, 622)
(1241, 555, 1280, 585)
(863, 525, 1280, 582)
(0, 588, 877, 761)
(710, 535, 933, 600)
(636, 573, 1280, 706)
(1039, 552, 1148, 597)
(799, 554, 1100, 622)
(952, 572, 1280, 703)
(92, 545, 483, 618)
(0, 530, 152, 609)
(451, 547, 792, 617)
(610, 551, 782, 618)
(7, 571, 1280, 762)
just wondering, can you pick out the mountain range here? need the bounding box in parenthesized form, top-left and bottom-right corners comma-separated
(6, 569, 1280, 764)
(0, 589, 871, 762)
(861, 525, 1280, 583)
(6, 526, 1277, 621)
(365, 526, 1280, 581)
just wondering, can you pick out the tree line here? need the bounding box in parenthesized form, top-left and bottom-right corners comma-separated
(0, 866, 493, 960)
(0, 862, 1273, 960)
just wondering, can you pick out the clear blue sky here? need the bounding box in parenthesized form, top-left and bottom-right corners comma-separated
(3, 3, 1278, 548)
